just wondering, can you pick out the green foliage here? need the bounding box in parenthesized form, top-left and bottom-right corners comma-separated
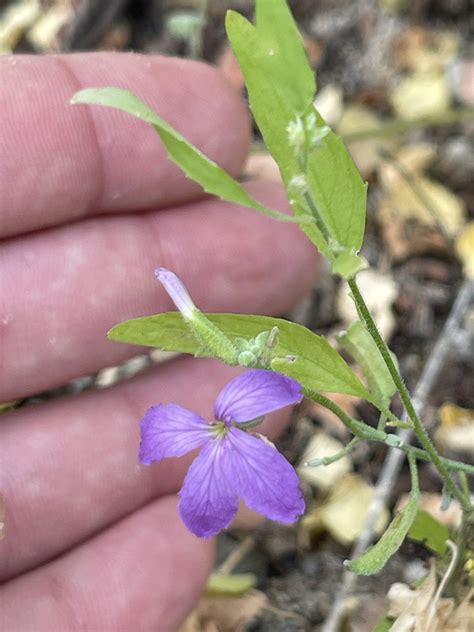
(337, 321, 397, 407)
(108, 312, 373, 398)
(226, 1, 367, 258)
(206, 573, 257, 596)
(372, 615, 393, 632)
(71, 88, 306, 226)
(408, 509, 449, 555)
(331, 250, 368, 279)
(346, 464, 420, 575)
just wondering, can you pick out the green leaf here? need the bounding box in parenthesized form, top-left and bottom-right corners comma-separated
(346, 462, 420, 575)
(372, 615, 393, 632)
(306, 125, 368, 253)
(337, 321, 397, 407)
(71, 87, 305, 225)
(254, 0, 316, 112)
(408, 510, 449, 556)
(226, 3, 367, 256)
(108, 312, 372, 398)
(331, 250, 368, 279)
(225, 11, 326, 255)
(206, 573, 257, 596)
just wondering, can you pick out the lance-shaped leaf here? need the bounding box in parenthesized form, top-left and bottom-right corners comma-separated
(226, 2, 367, 255)
(108, 312, 373, 399)
(71, 87, 306, 225)
(408, 510, 449, 556)
(345, 458, 420, 575)
(337, 321, 397, 408)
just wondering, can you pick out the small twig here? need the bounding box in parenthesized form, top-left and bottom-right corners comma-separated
(322, 278, 474, 632)
(215, 535, 256, 575)
(426, 540, 459, 631)
(342, 107, 474, 142)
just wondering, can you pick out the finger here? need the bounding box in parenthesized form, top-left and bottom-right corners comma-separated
(0, 52, 250, 238)
(0, 181, 318, 401)
(0, 358, 294, 582)
(0, 496, 213, 632)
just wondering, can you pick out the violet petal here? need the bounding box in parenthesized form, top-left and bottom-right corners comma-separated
(155, 267, 196, 319)
(227, 427, 305, 523)
(214, 369, 303, 423)
(178, 439, 239, 538)
(139, 403, 210, 465)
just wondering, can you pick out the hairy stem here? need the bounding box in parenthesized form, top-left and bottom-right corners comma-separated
(347, 277, 470, 511)
(303, 389, 474, 476)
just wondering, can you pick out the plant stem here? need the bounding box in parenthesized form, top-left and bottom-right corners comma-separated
(306, 436, 360, 467)
(348, 277, 470, 511)
(304, 387, 474, 475)
(303, 388, 382, 439)
(402, 446, 474, 476)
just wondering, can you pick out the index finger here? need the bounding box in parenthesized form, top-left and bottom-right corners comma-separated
(0, 53, 250, 238)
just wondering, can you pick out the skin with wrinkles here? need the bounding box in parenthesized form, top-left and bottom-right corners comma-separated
(0, 52, 317, 631)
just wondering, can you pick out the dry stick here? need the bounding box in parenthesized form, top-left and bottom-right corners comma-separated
(322, 277, 474, 632)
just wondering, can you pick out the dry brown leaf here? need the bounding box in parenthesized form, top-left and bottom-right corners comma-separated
(379, 144, 437, 185)
(455, 222, 474, 279)
(304, 473, 389, 545)
(337, 269, 398, 340)
(434, 402, 474, 457)
(378, 173, 465, 238)
(378, 211, 449, 261)
(387, 563, 473, 632)
(390, 72, 451, 121)
(194, 590, 268, 632)
(393, 27, 459, 73)
(297, 432, 352, 492)
(337, 105, 398, 177)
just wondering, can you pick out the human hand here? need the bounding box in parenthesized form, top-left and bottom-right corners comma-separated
(0, 53, 317, 631)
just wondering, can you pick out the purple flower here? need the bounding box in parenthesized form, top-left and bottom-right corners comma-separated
(155, 267, 197, 320)
(140, 369, 305, 538)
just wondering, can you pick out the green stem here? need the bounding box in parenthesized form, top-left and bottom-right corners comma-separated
(304, 388, 474, 475)
(408, 452, 419, 494)
(303, 388, 383, 440)
(348, 277, 470, 511)
(306, 436, 360, 467)
(304, 387, 474, 475)
(403, 446, 474, 476)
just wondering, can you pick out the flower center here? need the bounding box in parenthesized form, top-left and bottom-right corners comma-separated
(210, 421, 229, 438)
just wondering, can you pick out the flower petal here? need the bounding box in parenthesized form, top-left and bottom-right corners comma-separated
(226, 427, 304, 523)
(214, 369, 303, 423)
(155, 267, 197, 319)
(139, 403, 210, 465)
(178, 439, 239, 538)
